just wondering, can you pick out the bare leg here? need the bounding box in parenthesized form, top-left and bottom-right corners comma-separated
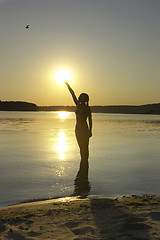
(76, 131, 89, 165)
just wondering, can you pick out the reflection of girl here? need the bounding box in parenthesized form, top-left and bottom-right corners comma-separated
(65, 81, 92, 167)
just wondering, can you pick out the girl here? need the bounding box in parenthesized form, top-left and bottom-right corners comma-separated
(65, 81, 92, 169)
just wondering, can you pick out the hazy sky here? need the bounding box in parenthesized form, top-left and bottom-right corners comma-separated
(0, 0, 160, 106)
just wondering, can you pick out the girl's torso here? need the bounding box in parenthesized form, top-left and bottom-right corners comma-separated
(75, 104, 90, 130)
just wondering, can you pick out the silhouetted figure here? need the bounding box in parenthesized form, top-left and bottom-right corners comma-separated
(26, 25, 30, 29)
(73, 159, 91, 197)
(65, 81, 92, 167)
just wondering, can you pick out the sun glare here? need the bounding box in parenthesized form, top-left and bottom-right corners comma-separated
(58, 111, 71, 119)
(55, 69, 72, 85)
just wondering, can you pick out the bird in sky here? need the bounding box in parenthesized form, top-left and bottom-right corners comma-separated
(26, 25, 30, 29)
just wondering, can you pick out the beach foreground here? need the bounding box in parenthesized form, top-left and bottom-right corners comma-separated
(0, 196, 160, 240)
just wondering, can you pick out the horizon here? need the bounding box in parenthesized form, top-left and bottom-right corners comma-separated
(1, 99, 160, 107)
(1, 0, 160, 106)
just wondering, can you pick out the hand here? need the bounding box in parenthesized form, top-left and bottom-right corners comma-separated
(64, 80, 68, 85)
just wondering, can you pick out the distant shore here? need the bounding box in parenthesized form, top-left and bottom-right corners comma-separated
(39, 103, 160, 115)
(1, 101, 160, 114)
(0, 195, 160, 239)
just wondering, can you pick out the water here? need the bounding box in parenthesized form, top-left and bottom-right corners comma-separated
(0, 111, 160, 207)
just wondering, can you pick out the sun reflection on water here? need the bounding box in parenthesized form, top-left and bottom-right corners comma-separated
(58, 111, 71, 120)
(57, 131, 67, 160)
(55, 111, 71, 169)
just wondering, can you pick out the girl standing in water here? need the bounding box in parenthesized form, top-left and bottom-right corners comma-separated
(65, 81, 92, 169)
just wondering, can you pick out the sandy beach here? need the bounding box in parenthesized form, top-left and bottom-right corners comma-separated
(0, 196, 160, 240)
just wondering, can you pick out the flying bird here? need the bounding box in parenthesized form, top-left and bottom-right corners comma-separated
(26, 25, 30, 29)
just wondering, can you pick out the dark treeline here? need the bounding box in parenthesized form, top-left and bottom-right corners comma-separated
(38, 106, 76, 112)
(0, 101, 38, 111)
(39, 106, 76, 112)
(39, 103, 160, 115)
(0, 101, 160, 114)
(91, 103, 160, 114)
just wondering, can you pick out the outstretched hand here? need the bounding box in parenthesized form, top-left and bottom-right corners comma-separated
(64, 80, 71, 89)
(64, 80, 68, 85)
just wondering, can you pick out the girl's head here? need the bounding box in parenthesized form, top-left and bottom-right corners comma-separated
(78, 93, 89, 105)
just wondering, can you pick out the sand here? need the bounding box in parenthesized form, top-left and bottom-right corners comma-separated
(0, 196, 160, 240)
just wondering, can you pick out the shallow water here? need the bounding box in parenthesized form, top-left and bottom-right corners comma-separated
(0, 111, 160, 207)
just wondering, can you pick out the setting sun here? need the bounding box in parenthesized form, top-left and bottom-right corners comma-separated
(54, 69, 72, 85)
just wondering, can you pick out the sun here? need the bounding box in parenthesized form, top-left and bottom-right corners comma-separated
(54, 69, 72, 85)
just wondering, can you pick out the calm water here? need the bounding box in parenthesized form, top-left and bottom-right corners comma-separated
(0, 111, 160, 207)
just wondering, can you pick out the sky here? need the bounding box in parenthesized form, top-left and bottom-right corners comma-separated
(0, 0, 160, 106)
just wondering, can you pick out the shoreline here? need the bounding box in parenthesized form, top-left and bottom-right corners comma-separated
(0, 195, 159, 239)
(1, 193, 158, 208)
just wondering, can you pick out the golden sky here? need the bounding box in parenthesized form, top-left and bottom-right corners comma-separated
(0, 0, 160, 106)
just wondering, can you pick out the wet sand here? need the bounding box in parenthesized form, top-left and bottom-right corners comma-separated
(0, 196, 160, 240)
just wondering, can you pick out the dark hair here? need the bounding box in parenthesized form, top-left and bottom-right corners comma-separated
(78, 93, 89, 105)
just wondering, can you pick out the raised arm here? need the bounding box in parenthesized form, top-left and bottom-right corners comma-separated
(64, 81, 79, 105)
